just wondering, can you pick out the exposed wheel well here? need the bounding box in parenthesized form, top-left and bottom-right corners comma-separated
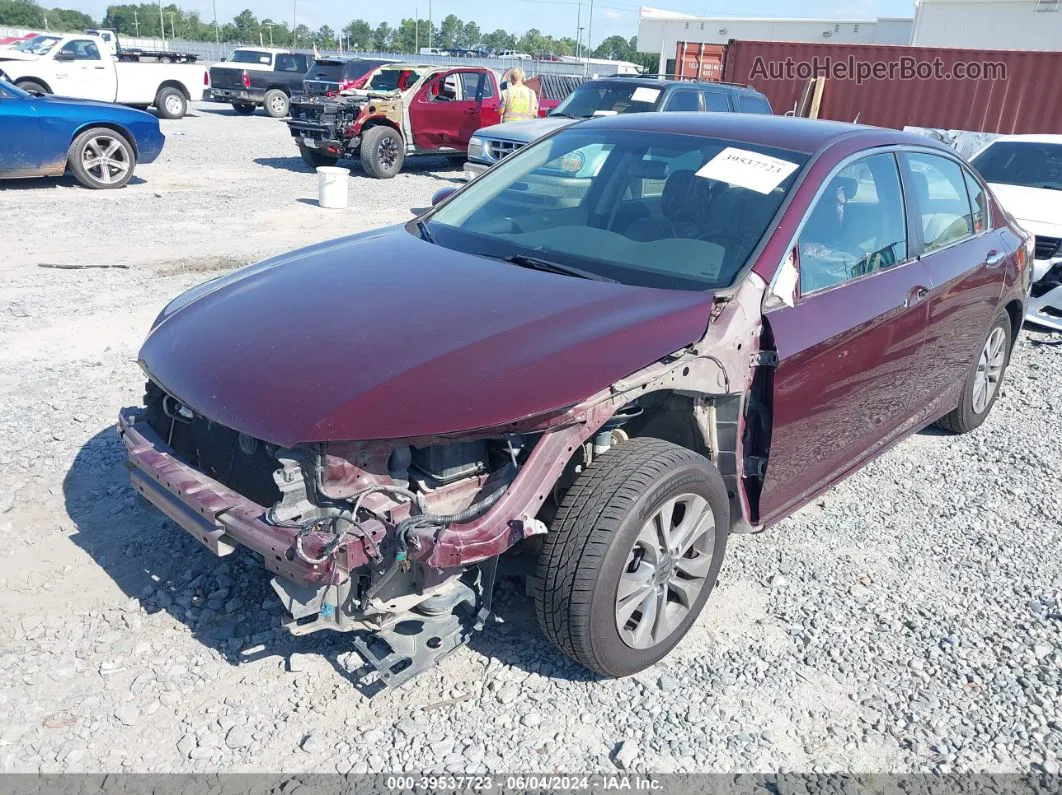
(360, 117, 401, 135)
(1003, 299, 1023, 350)
(156, 80, 189, 99)
(70, 122, 138, 157)
(15, 76, 52, 93)
(265, 84, 291, 94)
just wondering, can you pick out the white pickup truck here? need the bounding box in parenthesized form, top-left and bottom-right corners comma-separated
(0, 32, 206, 118)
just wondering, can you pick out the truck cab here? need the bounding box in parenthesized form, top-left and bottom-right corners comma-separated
(208, 48, 311, 117)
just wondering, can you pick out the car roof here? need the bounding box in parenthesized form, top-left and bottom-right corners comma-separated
(588, 76, 765, 96)
(575, 112, 948, 156)
(987, 134, 1062, 145)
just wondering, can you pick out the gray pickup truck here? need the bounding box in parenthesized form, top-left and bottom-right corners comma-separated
(208, 47, 311, 117)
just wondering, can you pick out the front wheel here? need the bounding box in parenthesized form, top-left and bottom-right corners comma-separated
(155, 87, 187, 119)
(67, 128, 136, 189)
(935, 312, 1013, 434)
(534, 437, 729, 677)
(360, 125, 404, 179)
(15, 80, 48, 94)
(263, 89, 289, 118)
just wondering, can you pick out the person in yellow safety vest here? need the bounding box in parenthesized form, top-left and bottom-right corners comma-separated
(500, 68, 539, 123)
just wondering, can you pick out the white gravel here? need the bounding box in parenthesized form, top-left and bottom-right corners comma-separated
(1, 103, 1061, 775)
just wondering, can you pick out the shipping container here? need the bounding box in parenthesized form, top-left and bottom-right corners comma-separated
(721, 38, 1062, 134)
(675, 42, 726, 81)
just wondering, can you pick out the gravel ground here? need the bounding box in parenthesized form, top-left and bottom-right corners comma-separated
(1, 104, 1061, 775)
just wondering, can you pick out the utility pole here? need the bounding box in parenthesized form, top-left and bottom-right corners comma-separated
(133, 9, 140, 37)
(428, 0, 432, 49)
(265, 22, 273, 46)
(415, 8, 419, 54)
(212, 0, 219, 44)
(158, 0, 167, 47)
(292, 0, 297, 47)
(585, 0, 594, 75)
(575, 3, 580, 59)
(168, 11, 176, 40)
(577, 26, 584, 60)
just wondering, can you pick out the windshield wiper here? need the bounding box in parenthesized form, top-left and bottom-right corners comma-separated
(1037, 183, 1062, 191)
(548, 112, 578, 118)
(416, 219, 435, 244)
(501, 253, 616, 282)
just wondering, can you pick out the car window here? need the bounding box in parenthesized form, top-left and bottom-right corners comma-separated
(906, 153, 975, 252)
(61, 40, 102, 61)
(963, 169, 988, 234)
(738, 94, 772, 114)
(428, 129, 807, 291)
(551, 81, 663, 117)
(275, 54, 301, 72)
(663, 90, 700, 112)
(970, 140, 1062, 191)
(459, 72, 488, 100)
(799, 153, 908, 294)
(703, 91, 729, 111)
(227, 50, 271, 65)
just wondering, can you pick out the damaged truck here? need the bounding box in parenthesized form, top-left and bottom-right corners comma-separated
(119, 113, 1029, 687)
(286, 63, 501, 178)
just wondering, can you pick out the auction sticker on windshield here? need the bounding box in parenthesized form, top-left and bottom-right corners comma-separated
(630, 86, 661, 103)
(696, 147, 799, 194)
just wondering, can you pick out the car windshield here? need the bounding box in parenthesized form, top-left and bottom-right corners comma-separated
(552, 81, 664, 118)
(227, 49, 271, 65)
(426, 128, 807, 291)
(367, 68, 422, 92)
(13, 35, 61, 55)
(971, 141, 1062, 191)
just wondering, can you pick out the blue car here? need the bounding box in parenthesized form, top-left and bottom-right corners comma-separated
(0, 78, 165, 189)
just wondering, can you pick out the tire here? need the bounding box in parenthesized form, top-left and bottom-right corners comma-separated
(360, 125, 405, 179)
(935, 312, 1012, 434)
(158, 56, 172, 64)
(15, 79, 48, 94)
(299, 144, 339, 170)
(263, 89, 289, 118)
(534, 437, 730, 678)
(67, 127, 136, 189)
(155, 87, 187, 119)
(232, 102, 256, 115)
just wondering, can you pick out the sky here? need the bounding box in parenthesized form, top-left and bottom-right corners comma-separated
(65, 0, 917, 47)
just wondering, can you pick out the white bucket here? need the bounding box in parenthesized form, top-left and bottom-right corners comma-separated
(317, 166, 349, 209)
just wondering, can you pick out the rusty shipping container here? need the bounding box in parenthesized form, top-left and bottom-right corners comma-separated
(721, 39, 1062, 135)
(675, 42, 726, 81)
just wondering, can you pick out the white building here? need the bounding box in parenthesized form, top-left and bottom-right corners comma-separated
(910, 0, 1062, 50)
(637, 8, 914, 75)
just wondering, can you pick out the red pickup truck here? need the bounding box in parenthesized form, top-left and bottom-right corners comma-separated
(287, 64, 502, 178)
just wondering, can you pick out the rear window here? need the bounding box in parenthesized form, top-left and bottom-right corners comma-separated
(227, 50, 271, 65)
(738, 94, 772, 114)
(971, 141, 1062, 191)
(305, 59, 381, 81)
(369, 68, 422, 92)
(552, 81, 665, 118)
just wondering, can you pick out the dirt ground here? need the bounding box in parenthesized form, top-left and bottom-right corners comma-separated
(0, 103, 1060, 776)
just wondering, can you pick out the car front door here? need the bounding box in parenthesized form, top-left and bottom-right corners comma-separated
(900, 151, 1006, 426)
(409, 70, 469, 150)
(757, 151, 934, 526)
(53, 39, 115, 102)
(0, 86, 41, 173)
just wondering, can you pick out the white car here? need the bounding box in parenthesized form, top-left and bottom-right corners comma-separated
(0, 33, 206, 118)
(499, 50, 532, 60)
(971, 134, 1062, 331)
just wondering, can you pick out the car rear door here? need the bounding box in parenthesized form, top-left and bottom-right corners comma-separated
(757, 151, 934, 526)
(899, 151, 1007, 426)
(0, 87, 40, 173)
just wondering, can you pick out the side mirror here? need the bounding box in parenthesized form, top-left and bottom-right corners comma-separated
(54, 51, 75, 62)
(431, 186, 457, 206)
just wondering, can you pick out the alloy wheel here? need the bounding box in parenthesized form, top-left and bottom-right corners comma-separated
(972, 326, 1006, 414)
(379, 137, 399, 169)
(615, 493, 716, 649)
(81, 136, 130, 187)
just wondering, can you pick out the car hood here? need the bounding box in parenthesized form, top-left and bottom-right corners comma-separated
(989, 182, 1062, 233)
(0, 50, 40, 62)
(475, 116, 577, 144)
(139, 226, 713, 446)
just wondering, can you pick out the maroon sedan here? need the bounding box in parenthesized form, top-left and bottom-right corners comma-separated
(119, 113, 1032, 686)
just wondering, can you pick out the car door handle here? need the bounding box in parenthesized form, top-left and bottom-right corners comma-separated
(985, 249, 1005, 267)
(904, 286, 930, 308)
(94, 66, 106, 70)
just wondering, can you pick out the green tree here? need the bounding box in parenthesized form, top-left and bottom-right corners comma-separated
(460, 20, 480, 48)
(482, 28, 514, 54)
(593, 34, 633, 61)
(343, 18, 373, 50)
(372, 21, 392, 50)
(438, 13, 461, 47)
(316, 24, 335, 48)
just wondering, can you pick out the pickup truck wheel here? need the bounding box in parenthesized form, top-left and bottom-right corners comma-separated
(934, 312, 1012, 434)
(360, 126, 405, 179)
(534, 437, 729, 677)
(299, 144, 339, 170)
(232, 103, 256, 115)
(155, 87, 187, 119)
(263, 89, 289, 118)
(67, 128, 136, 189)
(15, 80, 48, 94)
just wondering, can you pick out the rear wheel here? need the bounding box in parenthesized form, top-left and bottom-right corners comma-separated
(67, 128, 136, 189)
(534, 437, 729, 677)
(263, 89, 289, 118)
(155, 87, 187, 119)
(299, 144, 339, 170)
(15, 79, 48, 94)
(360, 125, 404, 179)
(231, 102, 256, 115)
(935, 312, 1012, 434)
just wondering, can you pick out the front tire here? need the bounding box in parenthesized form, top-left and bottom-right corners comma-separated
(232, 102, 256, 115)
(15, 79, 49, 94)
(299, 144, 339, 170)
(534, 437, 729, 678)
(263, 89, 289, 118)
(360, 125, 405, 179)
(935, 312, 1013, 434)
(155, 87, 187, 119)
(67, 128, 136, 189)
